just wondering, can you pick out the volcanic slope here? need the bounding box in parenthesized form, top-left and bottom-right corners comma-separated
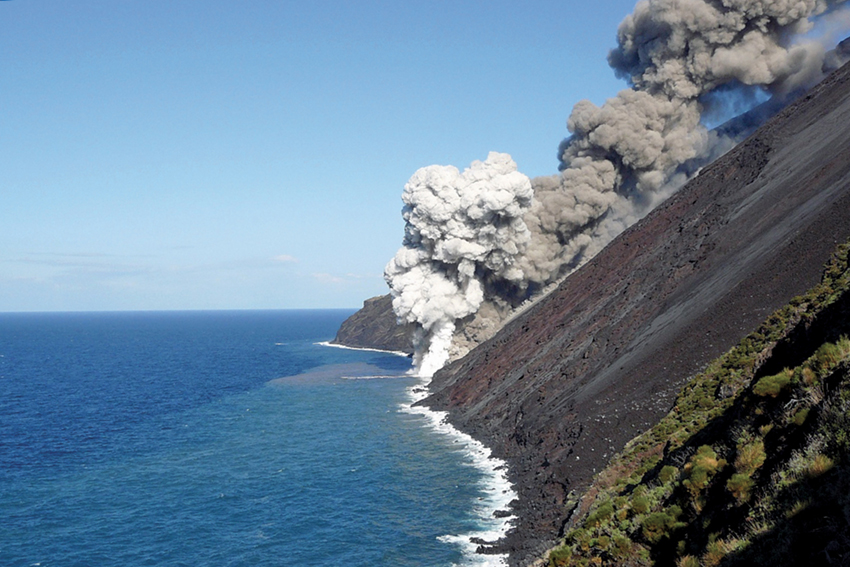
(421, 62, 850, 565)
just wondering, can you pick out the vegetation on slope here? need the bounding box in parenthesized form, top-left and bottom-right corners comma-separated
(546, 240, 850, 566)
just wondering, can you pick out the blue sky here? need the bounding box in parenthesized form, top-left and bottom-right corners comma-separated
(1, 0, 640, 311)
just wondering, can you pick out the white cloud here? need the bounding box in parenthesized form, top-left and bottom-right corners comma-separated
(274, 254, 298, 263)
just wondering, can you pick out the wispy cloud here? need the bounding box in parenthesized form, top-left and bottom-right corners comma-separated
(312, 272, 345, 284)
(5, 254, 154, 274)
(3, 252, 303, 276)
(27, 252, 122, 258)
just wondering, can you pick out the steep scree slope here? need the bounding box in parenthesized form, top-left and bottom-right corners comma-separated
(547, 241, 850, 566)
(422, 62, 850, 564)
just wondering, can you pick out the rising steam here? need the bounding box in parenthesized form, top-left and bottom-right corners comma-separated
(387, 0, 850, 377)
(384, 152, 533, 377)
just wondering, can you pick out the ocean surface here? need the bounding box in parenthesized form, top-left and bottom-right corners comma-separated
(0, 310, 514, 567)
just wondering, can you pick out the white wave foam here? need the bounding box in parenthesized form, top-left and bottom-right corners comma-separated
(315, 341, 410, 357)
(400, 377, 517, 567)
(340, 374, 405, 380)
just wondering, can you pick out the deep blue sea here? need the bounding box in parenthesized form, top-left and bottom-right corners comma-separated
(0, 310, 513, 567)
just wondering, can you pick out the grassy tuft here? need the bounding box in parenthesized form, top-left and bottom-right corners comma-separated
(753, 369, 793, 397)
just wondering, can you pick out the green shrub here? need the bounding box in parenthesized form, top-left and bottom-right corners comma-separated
(612, 535, 632, 558)
(792, 407, 810, 426)
(735, 438, 766, 475)
(568, 528, 590, 549)
(659, 465, 679, 484)
(806, 454, 834, 478)
(753, 369, 793, 397)
(632, 495, 651, 515)
(813, 343, 843, 374)
(641, 507, 682, 543)
(595, 535, 610, 550)
(547, 546, 573, 567)
(810, 336, 850, 377)
(726, 473, 754, 502)
(801, 366, 817, 386)
(683, 445, 725, 496)
(703, 539, 728, 566)
(586, 501, 614, 527)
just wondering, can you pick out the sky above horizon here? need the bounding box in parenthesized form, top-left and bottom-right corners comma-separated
(2, 0, 641, 312)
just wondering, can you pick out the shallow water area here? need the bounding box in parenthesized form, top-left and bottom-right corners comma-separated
(269, 360, 408, 385)
(0, 310, 513, 566)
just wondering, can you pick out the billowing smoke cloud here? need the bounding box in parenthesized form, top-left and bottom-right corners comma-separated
(610, 0, 846, 99)
(384, 152, 533, 377)
(522, 0, 850, 284)
(387, 0, 850, 376)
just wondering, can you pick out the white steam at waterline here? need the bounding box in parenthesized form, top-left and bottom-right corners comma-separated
(384, 152, 533, 377)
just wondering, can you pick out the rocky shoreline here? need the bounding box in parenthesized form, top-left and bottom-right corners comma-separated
(333, 61, 850, 567)
(331, 295, 415, 355)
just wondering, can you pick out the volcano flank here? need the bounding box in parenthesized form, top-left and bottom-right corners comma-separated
(336, 60, 850, 565)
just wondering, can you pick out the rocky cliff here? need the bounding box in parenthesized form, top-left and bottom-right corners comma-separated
(422, 62, 850, 565)
(332, 295, 415, 355)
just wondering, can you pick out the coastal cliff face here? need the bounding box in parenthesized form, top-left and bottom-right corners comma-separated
(422, 62, 850, 564)
(332, 295, 415, 355)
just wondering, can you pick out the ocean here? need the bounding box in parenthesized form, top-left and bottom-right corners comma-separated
(0, 310, 514, 567)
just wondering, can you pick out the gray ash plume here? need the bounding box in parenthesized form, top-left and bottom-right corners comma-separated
(387, 0, 850, 375)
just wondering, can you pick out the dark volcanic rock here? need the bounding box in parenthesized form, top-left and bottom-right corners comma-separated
(332, 294, 415, 354)
(423, 62, 850, 565)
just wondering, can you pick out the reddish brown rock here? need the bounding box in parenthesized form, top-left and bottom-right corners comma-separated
(423, 62, 850, 565)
